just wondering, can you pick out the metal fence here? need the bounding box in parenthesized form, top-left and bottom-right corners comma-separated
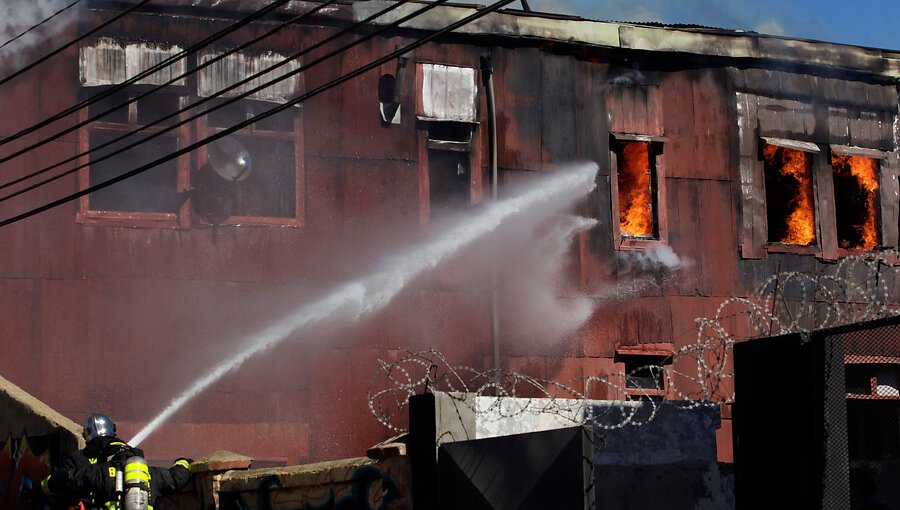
(734, 316, 900, 510)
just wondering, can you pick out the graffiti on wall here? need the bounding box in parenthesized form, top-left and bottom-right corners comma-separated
(220, 461, 410, 510)
(0, 432, 53, 510)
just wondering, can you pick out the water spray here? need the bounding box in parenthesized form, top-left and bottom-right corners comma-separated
(130, 163, 598, 446)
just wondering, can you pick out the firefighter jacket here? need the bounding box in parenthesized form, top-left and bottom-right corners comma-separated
(41, 436, 191, 510)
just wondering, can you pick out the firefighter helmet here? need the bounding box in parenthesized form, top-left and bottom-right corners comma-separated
(83, 413, 116, 441)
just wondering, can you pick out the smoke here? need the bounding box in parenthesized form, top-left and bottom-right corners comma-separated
(0, 0, 78, 71)
(618, 241, 691, 272)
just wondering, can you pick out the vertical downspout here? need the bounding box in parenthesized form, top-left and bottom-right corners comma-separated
(481, 54, 500, 381)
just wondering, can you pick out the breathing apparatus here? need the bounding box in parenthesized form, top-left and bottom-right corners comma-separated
(114, 456, 150, 510)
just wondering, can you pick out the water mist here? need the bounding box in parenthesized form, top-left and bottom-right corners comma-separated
(130, 163, 598, 446)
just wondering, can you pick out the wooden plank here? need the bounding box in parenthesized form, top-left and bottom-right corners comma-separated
(540, 52, 576, 165)
(689, 70, 730, 180)
(496, 47, 542, 170)
(814, 154, 838, 260)
(881, 147, 900, 248)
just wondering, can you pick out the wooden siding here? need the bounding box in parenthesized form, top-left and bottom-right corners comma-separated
(0, 7, 896, 466)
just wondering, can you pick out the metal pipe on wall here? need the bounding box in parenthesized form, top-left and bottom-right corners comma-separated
(481, 54, 500, 379)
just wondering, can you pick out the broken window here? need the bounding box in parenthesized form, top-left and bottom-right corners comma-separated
(196, 99, 299, 224)
(616, 344, 672, 400)
(611, 138, 661, 240)
(77, 39, 303, 228)
(78, 87, 188, 223)
(416, 63, 480, 221)
(426, 122, 474, 219)
(831, 153, 881, 250)
(762, 142, 817, 245)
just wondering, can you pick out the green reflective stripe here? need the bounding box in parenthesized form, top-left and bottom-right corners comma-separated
(40, 476, 51, 495)
(110, 441, 127, 446)
(174, 459, 190, 470)
(89, 457, 98, 464)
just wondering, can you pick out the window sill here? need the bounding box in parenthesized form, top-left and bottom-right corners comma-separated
(846, 393, 900, 400)
(764, 242, 819, 256)
(77, 210, 180, 229)
(199, 216, 303, 228)
(617, 237, 664, 251)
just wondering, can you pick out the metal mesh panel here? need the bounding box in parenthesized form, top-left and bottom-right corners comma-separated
(832, 321, 900, 510)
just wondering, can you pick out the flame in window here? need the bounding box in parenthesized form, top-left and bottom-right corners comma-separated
(763, 144, 816, 245)
(832, 154, 879, 250)
(617, 141, 654, 237)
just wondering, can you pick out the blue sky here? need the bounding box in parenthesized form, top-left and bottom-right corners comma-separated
(523, 0, 899, 50)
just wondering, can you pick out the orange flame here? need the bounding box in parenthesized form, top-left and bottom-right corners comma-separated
(832, 154, 879, 250)
(764, 144, 816, 245)
(617, 142, 653, 237)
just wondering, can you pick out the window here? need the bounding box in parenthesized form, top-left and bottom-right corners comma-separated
(762, 140, 818, 246)
(196, 99, 301, 225)
(736, 91, 899, 259)
(616, 343, 673, 400)
(425, 122, 475, 219)
(609, 134, 667, 247)
(76, 39, 303, 228)
(830, 148, 884, 251)
(416, 63, 481, 222)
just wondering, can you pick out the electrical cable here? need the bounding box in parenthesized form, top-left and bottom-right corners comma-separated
(0, 0, 295, 155)
(0, 0, 517, 228)
(0, 0, 422, 203)
(0, 0, 83, 51)
(0, 0, 152, 89)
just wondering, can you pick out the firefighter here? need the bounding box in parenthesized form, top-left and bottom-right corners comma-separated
(40, 412, 192, 510)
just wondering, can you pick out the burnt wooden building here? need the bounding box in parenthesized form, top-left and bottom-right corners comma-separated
(0, 0, 898, 467)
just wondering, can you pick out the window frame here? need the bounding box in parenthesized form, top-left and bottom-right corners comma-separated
(609, 133, 668, 251)
(414, 61, 483, 225)
(829, 145, 889, 257)
(615, 343, 674, 401)
(759, 138, 822, 256)
(76, 92, 192, 229)
(196, 107, 305, 228)
(75, 37, 305, 230)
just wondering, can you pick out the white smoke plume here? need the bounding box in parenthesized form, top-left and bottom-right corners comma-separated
(0, 0, 79, 71)
(617, 241, 691, 272)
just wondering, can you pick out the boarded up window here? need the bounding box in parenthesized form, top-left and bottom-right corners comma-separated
(197, 50, 301, 103)
(416, 64, 477, 123)
(79, 38, 186, 86)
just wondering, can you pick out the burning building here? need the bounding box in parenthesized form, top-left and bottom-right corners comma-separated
(0, 0, 897, 491)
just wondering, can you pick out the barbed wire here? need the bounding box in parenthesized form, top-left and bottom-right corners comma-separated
(367, 250, 900, 433)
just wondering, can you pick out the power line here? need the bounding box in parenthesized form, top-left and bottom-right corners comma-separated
(0, 0, 152, 89)
(0, 0, 423, 203)
(0, 0, 83, 51)
(0, 0, 517, 228)
(0, 0, 294, 154)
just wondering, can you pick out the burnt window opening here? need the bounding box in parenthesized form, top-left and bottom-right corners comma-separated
(831, 154, 881, 250)
(427, 121, 473, 220)
(613, 139, 659, 239)
(763, 143, 817, 245)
